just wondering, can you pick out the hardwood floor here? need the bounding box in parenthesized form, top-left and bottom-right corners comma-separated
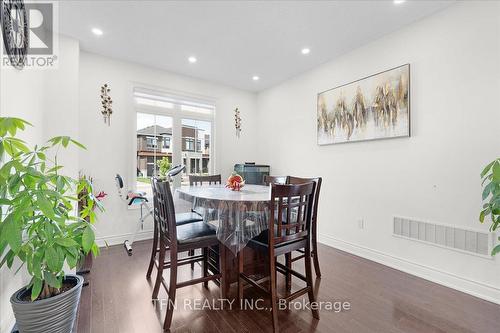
(77, 240, 500, 333)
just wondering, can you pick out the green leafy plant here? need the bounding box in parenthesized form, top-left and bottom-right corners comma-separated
(479, 158, 500, 256)
(157, 156, 171, 178)
(0, 117, 103, 300)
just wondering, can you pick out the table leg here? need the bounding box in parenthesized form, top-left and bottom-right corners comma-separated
(219, 242, 229, 300)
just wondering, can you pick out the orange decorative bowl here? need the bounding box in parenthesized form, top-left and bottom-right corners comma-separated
(226, 173, 245, 191)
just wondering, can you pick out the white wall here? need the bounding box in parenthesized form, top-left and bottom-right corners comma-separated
(42, 39, 80, 178)
(256, 2, 500, 303)
(78, 52, 259, 245)
(0, 36, 80, 333)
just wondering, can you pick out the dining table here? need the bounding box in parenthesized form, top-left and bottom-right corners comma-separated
(176, 184, 272, 296)
(176, 184, 272, 254)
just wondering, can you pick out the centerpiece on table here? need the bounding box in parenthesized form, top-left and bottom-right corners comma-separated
(226, 172, 245, 191)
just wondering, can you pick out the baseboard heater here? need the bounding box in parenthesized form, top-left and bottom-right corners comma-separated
(393, 216, 493, 258)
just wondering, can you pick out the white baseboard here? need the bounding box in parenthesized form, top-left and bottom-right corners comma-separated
(1, 314, 15, 333)
(319, 234, 500, 305)
(95, 229, 154, 247)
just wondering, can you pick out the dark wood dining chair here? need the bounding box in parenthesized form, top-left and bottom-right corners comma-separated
(286, 176, 322, 282)
(189, 174, 222, 186)
(187, 174, 222, 218)
(145, 185, 203, 279)
(151, 178, 226, 332)
(187, 174, 222, 269)
(263, 175, 287, 185)
(237, 182, 319, 332)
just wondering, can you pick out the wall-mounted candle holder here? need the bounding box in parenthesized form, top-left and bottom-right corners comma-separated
(234, 107, 241, 138)
(100, 84, 113, 126)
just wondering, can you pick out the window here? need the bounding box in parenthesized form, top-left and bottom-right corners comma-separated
(146, 137, 157, 149)
(184, 138, 195, 151)
(190, 158, 197, 173)
(181, 118, 212, 185)
(136, 112, 173, 196)
(163, 136, 171, 149)
(134, 88, 215, 191)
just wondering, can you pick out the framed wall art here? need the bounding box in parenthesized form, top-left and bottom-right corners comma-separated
(317, 64, 410, 145)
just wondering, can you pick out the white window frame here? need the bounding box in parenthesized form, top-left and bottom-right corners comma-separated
(133, 86, 216, 190)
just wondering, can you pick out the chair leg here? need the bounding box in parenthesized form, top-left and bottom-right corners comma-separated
(202, 247, 209, 289)
(152, 238, 165, 300)
(146, 221, 159, 279)
(219, 243, 227, 308)
(237, 250, 244, 304)
(285, 253, 292, 292)
(269, 254, 279, 332)
(164, 249, 178, 332)
(305, 244, 320, 320)
(312, 220, 321, 277)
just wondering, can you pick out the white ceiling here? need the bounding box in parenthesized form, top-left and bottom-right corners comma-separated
(59, 1, 454, 92)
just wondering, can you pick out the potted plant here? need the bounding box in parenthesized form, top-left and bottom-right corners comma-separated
(0, 117, 103, 333)
(479, 158, 500, 256)
(157, 156, 171, 179)
(76, 173, 107, 283)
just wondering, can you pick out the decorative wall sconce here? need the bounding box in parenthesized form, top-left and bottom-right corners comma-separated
(100, 84, 113, 126)
(234, 107, 241, 138)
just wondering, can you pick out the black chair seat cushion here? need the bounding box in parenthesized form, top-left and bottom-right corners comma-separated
(177, 221, 216, 245)
(249, 228, 303, 249)
(192, 208, 217, 219)
(175, 212, 204, 225)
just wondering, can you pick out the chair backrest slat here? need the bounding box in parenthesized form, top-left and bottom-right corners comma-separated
(269, 182, 316, 246)
(189, 174, 222, 186)
(275, 230, 308, 244)
(277, 196, 283, 238)
(286, 194, 292, 236)
(287, 176, 322, 224)
(263, 175, 287, 185)
(152, 178, 177, 245)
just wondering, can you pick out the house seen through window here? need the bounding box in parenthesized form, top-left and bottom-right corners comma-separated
(135, 88, 214, 195)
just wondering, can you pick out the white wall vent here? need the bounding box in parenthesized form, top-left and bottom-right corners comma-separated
(393, 216, 493, 258)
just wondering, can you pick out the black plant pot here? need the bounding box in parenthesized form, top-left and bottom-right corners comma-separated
(10, 274, 83, 333)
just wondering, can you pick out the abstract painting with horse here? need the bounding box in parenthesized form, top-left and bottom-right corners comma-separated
(317, 64, 410, 145)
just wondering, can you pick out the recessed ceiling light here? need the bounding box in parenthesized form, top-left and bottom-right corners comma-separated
(91, 28, 103, 36)
(252, 75, 259, 81)
(188, 56, 197, 63)
(301, 48, 310, 55)
(393, 0, 406, 4)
